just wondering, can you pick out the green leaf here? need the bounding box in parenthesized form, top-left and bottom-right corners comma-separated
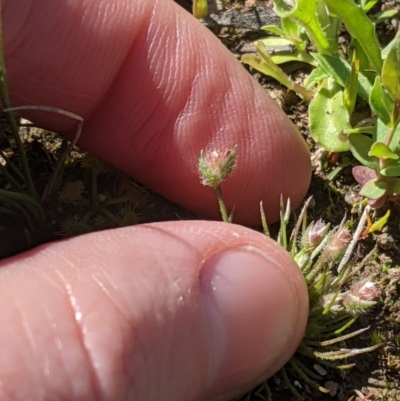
(315, 0, 339, 54)
(256, 37, 316, 65)
(343, 51, 359, 115)
(369, 142, 399, 159)
(372, 9, 399, 25)
(381, 29, 400, 100)
(305, 68, 328, 89)
(312, 53, 372, 101)
(241, 53, 285, 83)
(369, 77, 394, 126)
(323, 0, 382, 73)
(374, 118, 400, 151)
(369, 209, 390, 233)
(241, 47, 313, 101)
(281, 17, 301, 38)
(309, 77, 351, 152)
(261, 25, 286, 36)
(359, 179, 387, 199)
(361, 0, 379, 12)
(272, 0, 333, 55)
(380, 162, 400, 177)
(349, 39, 375, 84)
(349, 134, 377, 169)
(387, 178, 400, 195)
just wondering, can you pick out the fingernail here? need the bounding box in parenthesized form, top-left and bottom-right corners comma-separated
(199, 246, 304, 398)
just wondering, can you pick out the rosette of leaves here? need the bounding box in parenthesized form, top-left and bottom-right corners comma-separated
(198, 148, 383, 399)
(257, 198, 383, 399)
(241, 0, 400, 208)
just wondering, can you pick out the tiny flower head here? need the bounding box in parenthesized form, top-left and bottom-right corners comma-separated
(301, 219, 330, 250)
(319, 226, 351, 266)
(343, 279, 381, 316)
(198, 146, 237, 189)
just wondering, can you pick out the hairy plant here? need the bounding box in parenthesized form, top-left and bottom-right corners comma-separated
(199, 147, 384, 400)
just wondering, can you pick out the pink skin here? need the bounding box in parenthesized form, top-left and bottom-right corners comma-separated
(1, 0, 310, 400)
(3, 0, 310, 223)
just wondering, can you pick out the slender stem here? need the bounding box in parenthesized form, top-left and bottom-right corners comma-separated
(214, 185, 229, 223)
(0, 163, 26, 193)
(0, 203, 34, 233)
(0, 149, 25, 181)
(280, 367, 302, 399)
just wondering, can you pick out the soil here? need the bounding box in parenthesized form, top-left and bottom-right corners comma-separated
(1, 1, 400, 401)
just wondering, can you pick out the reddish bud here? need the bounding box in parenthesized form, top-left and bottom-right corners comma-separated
(343, 280, 381, 316)
(301, 219, 329, 250)
(198, 146, 237, 189)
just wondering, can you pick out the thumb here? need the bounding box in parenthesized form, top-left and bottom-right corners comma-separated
(0, 221, 308, 401)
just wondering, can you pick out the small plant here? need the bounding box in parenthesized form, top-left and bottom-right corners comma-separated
(198, 146, 237, 222)
(199, 147, 384, 399)
(241, 0, 400, 208)
(369, 329, 385, 346)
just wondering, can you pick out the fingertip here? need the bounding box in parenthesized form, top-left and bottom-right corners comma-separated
(199, 244, 308, 400)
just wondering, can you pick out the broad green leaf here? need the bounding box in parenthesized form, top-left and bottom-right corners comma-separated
(309, 77, 351, 152)
(369, 77, 394, 126)
(312, 53, 372, 101)
(387, 178, 400, 195)
(381, 29, 400, 100)
(380, 162, 400, 177)
(272, 0, 333, 55)
(323, 0, 382, 73)
(315, 0, 339, 54)
(281, 17, 300, 38)
(349, 134, 377, 169)
(261, 26, 286, 36)
(257, 37, 294, 48)
(369, 142, 399, 159)
(256, 37, 315, 65)
(359, 179, 387, 199)
(374, 118, 400, 151)
(305, 68, 328, 89)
